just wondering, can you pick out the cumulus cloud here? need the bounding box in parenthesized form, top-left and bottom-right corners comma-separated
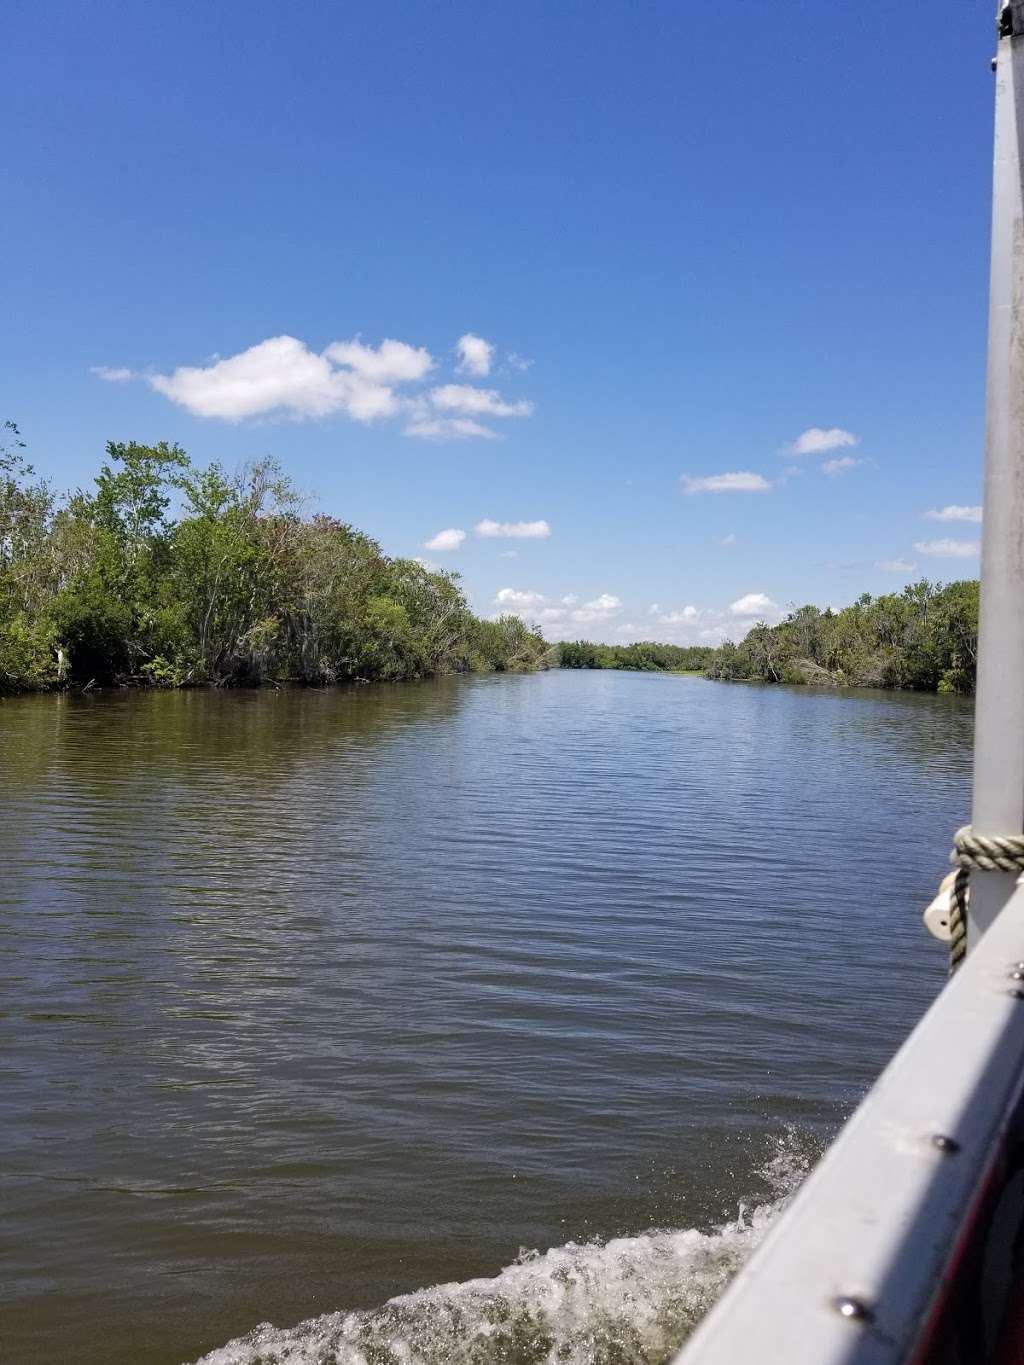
(914, 538, 980, 559)
(680, 471, 771, 495)
(456, 333, 494, 377)
(404, 383, 534, 440)
(822, 455, 864, 477)
(877, 558, 917, 572)
(429, 384, 533, 419)
(507, 352, 533, 371)
(323, 338, 433, 383)
(404, 411, 498, 441)
(133, 332, 533, 442)
(789, 427, 859, 456)
(493, 588, 623, 628)
(424, 528, 466, 551)
(499, 549, 519, 559)
(475, 518, 551, 539)
(495, 587, 546, 609)
(148, 335, 428, 423)
(924, 505, 982, 524)
(718, 533, 737, 547)
(90, 365, 133, 382)
(730, 592, 783, 622)
(616, 603, 733, 647)
(648, 603, 703, 626)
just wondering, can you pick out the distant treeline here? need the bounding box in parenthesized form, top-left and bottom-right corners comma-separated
(559, 580, 980, 694)
(0, 426, 548, 693)
(558, 640, 716, 672)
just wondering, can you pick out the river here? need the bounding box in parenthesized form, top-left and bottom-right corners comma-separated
(0, 670, 972, 1363)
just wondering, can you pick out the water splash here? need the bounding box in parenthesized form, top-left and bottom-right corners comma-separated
(192, 1135, 814, 1365)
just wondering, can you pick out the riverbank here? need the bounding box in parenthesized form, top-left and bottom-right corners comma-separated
(0, 435, 549, 695)
(558, 580, 979, 695)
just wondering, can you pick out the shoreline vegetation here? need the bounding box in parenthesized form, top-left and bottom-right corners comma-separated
(559, 578, 979, 694)
(2, 426, 977, 698)
(0, 428, 548, 695)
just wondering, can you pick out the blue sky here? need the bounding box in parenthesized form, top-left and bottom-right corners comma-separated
(3, 1, 995, 643)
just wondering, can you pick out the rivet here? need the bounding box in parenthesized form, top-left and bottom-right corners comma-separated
(993, 56, 998, 71)
(833, 1296, 874, 1323)
(1011, 970, 1024, 981)
(931, 1134, 960, 1154)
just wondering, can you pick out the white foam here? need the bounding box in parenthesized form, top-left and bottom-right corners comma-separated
(192, 1137, 812, 1365)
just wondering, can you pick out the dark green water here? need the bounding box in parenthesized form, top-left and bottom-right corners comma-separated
(0, 672, 972, 1364)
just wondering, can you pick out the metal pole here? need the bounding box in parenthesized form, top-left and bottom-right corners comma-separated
(970, 2, 1024, 943)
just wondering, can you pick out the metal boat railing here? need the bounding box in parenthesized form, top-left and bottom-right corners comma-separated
(675, 6, 1024, 1360)
(674, 880, 1024, 1364)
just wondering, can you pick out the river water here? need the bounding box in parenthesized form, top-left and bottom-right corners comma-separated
(1, 671, 973, 1364)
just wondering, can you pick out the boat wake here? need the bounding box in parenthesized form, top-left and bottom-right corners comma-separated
(192, 1136, 813, 1365)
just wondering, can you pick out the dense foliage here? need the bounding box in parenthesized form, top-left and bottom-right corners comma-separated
(703, 583, 978, 693)
(561, 582, 979, 694)
(0, 429, 549, 693)
(558, 640, 715, 672)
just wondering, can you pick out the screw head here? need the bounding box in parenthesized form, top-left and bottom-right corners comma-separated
(931, 1134, 960, 1154)
(833, 1296, 874, 1323)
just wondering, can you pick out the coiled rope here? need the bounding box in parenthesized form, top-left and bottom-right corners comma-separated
(947, 825, 1024, 973)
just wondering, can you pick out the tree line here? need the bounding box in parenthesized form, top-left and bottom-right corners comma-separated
(558, 640, 716, 672)
(0, 426, 549, 693)
(558, 580, 980, 694)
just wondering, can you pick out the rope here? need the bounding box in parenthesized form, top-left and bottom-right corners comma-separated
(947, 825, 1024, 974)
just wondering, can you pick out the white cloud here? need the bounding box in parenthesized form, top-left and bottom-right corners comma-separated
(456, 333, 494, 377)
(914, 538, 980, 559)
(499, 549, 519, 559)
(681, 471, 771, 495)
(657, 606, 700, 624)
(789, 427, 859, 456)
(822, 455, 864, 477)
(490, 588, 623, 630)
(404, 412, 497, 441)
(718, 533, 737, 547)
(90, 365, 133, 382)
(924, 505, 982, 524)
(323, 338, 433, 384)
(569, 593, 623, 624)
(424, 527, 466, 552)
(475, 518, 551, 539)
(148, 335, 424, 423)
(429, 384, 533, 418)
(877, 558, 917, 572)
(140, 333, 532, 442)
(495, 587, 545, 609)
(730, 592, 783, 621)
(507, 352, 533, 371)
